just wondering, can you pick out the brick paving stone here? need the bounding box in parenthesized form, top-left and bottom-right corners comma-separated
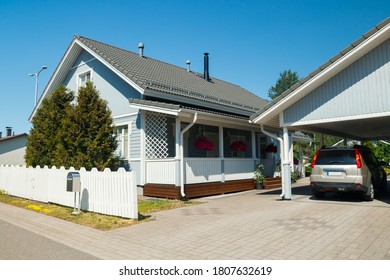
(2, 178, 390, 260)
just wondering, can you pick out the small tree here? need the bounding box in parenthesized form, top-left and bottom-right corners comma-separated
(55, 82, 119, 170)
(25, 85, 74, 167)
(268, 70, 300, 100)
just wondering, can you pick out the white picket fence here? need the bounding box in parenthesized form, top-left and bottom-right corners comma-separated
(0, 165, 138, 219)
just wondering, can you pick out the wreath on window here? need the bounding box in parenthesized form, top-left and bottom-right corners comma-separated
(194, 137, 214, 151)
(265, 143, 277, 153)
(231, 140, 248, 152)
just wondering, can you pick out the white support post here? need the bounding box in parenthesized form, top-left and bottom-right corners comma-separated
(283, 127, 292, 200)
(140, 111, 146, 186)
(219, 126, 225, 182)
(289, 134, 294, 172)
(175, 117, 181, 186)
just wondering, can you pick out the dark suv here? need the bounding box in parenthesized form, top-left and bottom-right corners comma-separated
(310, 145, 387, 201)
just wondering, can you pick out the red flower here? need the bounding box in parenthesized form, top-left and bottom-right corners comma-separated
(231, 140, 248, 152)
(194, 137, 214, 151)
(266, 144, 277, 153)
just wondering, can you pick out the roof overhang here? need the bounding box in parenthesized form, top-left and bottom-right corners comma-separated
(29, 36, 146, 122)
(129, 99, 260, 129)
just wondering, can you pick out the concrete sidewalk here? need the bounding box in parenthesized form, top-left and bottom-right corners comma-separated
(1, 178, 390, 260)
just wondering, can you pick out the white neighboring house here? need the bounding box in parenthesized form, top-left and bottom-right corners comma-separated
(0, 133, 28, 166)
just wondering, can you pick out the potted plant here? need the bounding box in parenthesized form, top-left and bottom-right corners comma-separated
(254, 163, 265, 189)
(291, 171, 298, 182)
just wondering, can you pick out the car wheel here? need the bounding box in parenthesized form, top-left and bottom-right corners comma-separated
(364, 183, 374, 201)
(314, 190, 325, 199)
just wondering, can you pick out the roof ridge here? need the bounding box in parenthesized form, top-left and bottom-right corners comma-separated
(74, 35, 269, 111)
(75, 35, 265, 98)
(76, 35, 206, 78)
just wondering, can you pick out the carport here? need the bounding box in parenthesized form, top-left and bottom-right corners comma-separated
(250, 17, 390, 200)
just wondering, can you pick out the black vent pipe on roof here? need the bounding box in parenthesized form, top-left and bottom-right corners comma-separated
(203, 52, 210, 81)
(6, 127, 12, 137)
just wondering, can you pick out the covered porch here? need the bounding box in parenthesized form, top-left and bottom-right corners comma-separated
(130, 99, 276, 199)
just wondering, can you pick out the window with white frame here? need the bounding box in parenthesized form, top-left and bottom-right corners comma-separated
(223, 128, 252, 158)
(116, 125, 129, 159)
(255, 133, 267, 159)
(78, 71, 91, 87)
(184, 123, 219, 158)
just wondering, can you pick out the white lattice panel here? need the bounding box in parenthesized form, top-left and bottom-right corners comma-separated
(145, 112, 169, 158)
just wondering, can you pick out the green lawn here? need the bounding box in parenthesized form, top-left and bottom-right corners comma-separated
(0, 190, 202, 230)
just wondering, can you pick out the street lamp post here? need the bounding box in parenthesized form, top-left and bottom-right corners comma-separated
(29, 66, 47, 106)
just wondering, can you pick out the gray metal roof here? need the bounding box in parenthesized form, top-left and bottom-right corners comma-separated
(250, 17, 390, 122)
(129, 98, 249, 120)
(76, 36, 268, 114)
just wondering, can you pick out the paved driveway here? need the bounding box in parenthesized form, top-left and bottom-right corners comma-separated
(1, 177, 390, 260)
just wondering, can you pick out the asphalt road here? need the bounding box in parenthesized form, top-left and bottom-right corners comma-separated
(0, 219, 98, 260)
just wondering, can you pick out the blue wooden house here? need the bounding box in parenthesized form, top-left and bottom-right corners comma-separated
(30, 36, 278, 198)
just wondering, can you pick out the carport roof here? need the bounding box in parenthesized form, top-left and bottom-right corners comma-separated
(250, 17, 390, 141)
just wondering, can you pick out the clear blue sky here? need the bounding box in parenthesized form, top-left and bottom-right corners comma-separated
(0, 0, 389, 135)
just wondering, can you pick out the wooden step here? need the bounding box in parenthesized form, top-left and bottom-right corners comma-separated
(263, 177, 282, 189)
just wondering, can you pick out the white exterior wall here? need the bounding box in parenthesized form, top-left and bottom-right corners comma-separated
(283, 38, 390, 125)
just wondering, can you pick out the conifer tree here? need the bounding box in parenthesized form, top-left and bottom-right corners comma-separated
(25, 85, 74, 167)
(268, 69, 300, 100)
(56, 82, 119, 170)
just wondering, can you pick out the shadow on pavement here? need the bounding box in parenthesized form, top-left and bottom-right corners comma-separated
(257, 180, 390, 205)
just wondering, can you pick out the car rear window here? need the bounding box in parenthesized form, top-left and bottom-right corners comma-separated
(316, 149, 356, 165)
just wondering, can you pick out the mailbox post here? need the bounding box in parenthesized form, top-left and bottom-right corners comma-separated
(67, 172, 81, 215)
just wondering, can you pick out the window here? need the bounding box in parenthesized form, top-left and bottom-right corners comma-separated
(255, 133, 267, 159)
(184, 123, 219, 158)
(116, 125, 129, 159)
(79, 71, 91, 87)
(223, 128, 252, 158)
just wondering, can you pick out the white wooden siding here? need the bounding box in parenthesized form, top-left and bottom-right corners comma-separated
(283, 38, 390, 125)
(185, 158, 222, 183)
(224, 159, 254, 181)
(145, 159, 176, 184)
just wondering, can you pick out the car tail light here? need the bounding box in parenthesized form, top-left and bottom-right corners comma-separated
(311, 149, 321, 168)
(355, 148, 362, 169)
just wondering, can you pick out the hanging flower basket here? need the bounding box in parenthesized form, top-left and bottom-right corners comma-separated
(194, 137, 214, 151)
(231, 140, 248, 152)
(265, 143, 277, 153)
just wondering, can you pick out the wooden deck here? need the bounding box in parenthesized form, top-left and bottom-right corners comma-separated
(263, 177, 282, 189)
(143, 179, 255, 199)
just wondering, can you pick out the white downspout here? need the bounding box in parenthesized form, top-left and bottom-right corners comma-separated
(180, 113, 198, 199)
(261, 125, 285, 199)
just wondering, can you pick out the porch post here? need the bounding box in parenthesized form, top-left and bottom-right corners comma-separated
(219, 126, 225, 182)
(140, 111, 146, 186)
(283, 127, 292, 200)
(289, 133, 294, 172)
(175, 117, 181, 186)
